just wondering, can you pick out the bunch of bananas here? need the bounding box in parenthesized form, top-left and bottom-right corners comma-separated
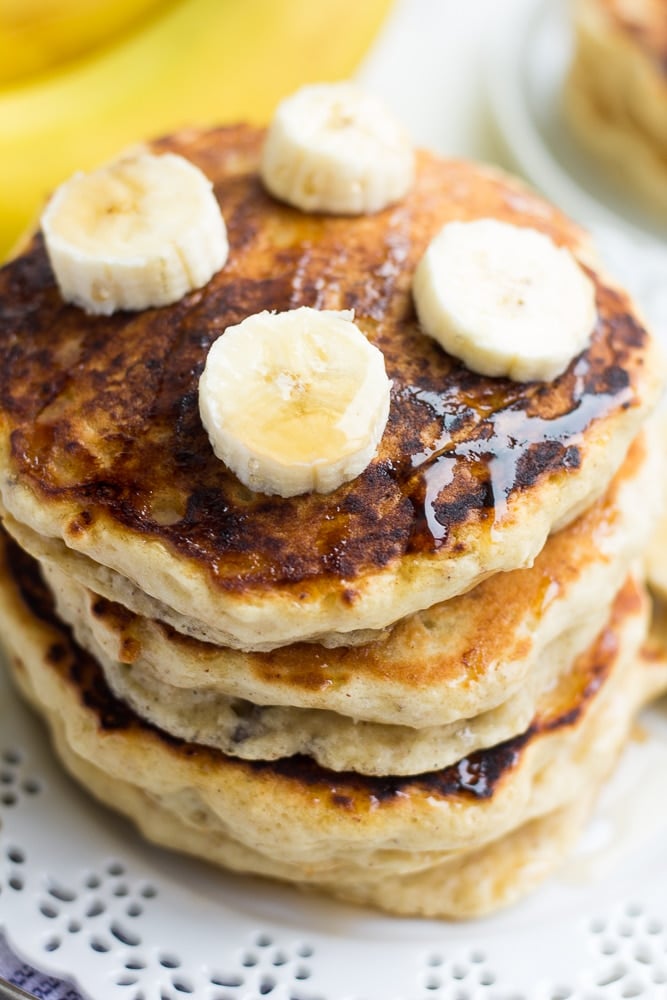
(0, 0, 392, 259)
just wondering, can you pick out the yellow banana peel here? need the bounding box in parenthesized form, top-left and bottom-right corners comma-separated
(0, 0, 169, 84)
(0, 0, 393, 259)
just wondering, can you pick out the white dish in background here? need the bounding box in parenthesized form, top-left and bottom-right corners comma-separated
(486, 0, 667, 342)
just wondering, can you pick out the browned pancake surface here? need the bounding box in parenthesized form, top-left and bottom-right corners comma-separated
(0, 126, 651, 592)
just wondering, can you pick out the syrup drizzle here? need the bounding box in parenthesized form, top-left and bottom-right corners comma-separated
(405, 358, 633, 549)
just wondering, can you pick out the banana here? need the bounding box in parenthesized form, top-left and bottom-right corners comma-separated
(198, 307, 392, 497)
(412, 219, 597, 383)
(0, 0, 392, 259)
(41, 151, 228, 315)
(260, 82, 414, 214)
(0, 0, 166, 85)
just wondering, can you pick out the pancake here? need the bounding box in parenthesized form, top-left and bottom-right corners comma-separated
(51, 734, 604, 919)
(566, 0, 667, 216)
(29, 429, 659, 775)
(645, 408, 667, 600)
(643, 596, 667, 665)
(0, 126, 662, 650)
(19, 428, 659, 739)
(1, 529, 661, 877)
(38, 569, 608, 774)
(647, 507, 667, 602)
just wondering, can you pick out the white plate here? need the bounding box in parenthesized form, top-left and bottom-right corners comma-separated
(2, 647, 667, 1000)
(486, 0, 667, 343)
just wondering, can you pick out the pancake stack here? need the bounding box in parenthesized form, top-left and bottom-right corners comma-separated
(566, 0, 667, 217)
(0, 124, 665, 918)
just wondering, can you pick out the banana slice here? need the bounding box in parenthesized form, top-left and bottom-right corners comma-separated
(412, 218, 597, 382)
(260, 82, 414, 215)
(41, 151, 228, 315)
(199, 307, 392, 497)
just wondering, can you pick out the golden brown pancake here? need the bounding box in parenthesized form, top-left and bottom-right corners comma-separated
(567, 0, 667, 215)
(39, 568, 615, 775)
(0, 126, 662, 649)
(646, 407, 667, 601)
(1, 529, 661, 875)
(24, 429, 658, 776)
(51, 737, 606, 919)
(597, 0, 667, 70)
(31, 430, 657, 727)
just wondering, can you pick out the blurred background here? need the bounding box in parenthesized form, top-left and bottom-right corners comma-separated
(0, 0, 392, 259)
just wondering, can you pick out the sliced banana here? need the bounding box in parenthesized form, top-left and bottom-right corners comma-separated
(260, 82, 414, 215)
(41, 151, 228, 315)
(199, 307, 391, 497)
(412, 218, 597, 382)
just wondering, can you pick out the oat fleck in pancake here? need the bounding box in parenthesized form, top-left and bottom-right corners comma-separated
(0, 126, 662, 649)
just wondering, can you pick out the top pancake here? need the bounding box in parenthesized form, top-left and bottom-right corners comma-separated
(0, 126, 662, 648)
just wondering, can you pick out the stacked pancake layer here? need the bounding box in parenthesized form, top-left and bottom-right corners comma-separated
(566, 0, 667, 217)
(0, 125, 665, 918)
